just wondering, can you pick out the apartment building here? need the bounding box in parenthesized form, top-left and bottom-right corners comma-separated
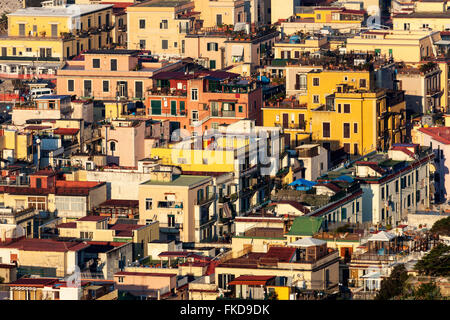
(147, 71, 263, 132)
(0, 4, 114, 79)
(0, 169, 107, 219)
(263, 67, 407, 155)
(56, 50, 183, 102)
(322, 144, 435, 226)
(184, 25, 278, 72)
(194, 0, 248, 28)
(138, 170, 216, 243)
(280, 6, 366, 35)
(273, 35, 329, 59)
(214, 244, 340, 295)
(12, 95, 72, 126)
(346, 30, 441, 63)
(126, 0, 198, 57)
(396, 62, 443, 114)
(413, 126, 450, 203)
(57, 215, 159, 259)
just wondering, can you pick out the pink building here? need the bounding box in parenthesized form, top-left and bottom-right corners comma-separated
(417, 126, 450, 203)
(114, 271, 177, 299)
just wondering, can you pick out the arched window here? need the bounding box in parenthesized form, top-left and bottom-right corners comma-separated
(110, 141, 116, 152)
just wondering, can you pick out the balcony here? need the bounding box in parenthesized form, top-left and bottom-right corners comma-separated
(196, 194, 216, 206)
(426, 88, 443, 97)
(211, 110, 236, 118)
(157, 201, 184, 209)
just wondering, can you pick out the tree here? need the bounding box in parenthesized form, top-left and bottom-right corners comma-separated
(414, 244, 450, 277)
(412, 282, 443, 300)
(375, 264, 409, 300)
(430, 216, 450, 236)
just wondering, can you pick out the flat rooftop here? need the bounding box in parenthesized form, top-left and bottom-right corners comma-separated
(131, 0, 191, 7)
(141, 174, 210, 187)
(8, 4, 113, 17)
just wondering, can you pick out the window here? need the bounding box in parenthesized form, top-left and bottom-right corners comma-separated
(135, 81, 143, 99)
(344, 143, 350, 153)
(216, 14, 222, 26)
(84, 80, 92, 97)
(209, 60, 216, 69)
(110, 141, 116, 152)
(102, 80, 109, 92)
(191, 88, 198, 101)
(139, 19, 145, 29)
(323, 122, 330, 138)
(316, 14, 321, 20)
(118, 277, 124, 283)
(354, 123, 358, 133)
(170, 100, 177, 115)
(19, 24, 25, 36)
(162, 39, 168, 49)
(359, 79, 367, 88)
(337, 104, 341, 113)
(12, 48, 16, 56)
(151, 100, 161, 115)
(180, 101, 185, 113)
(111, 59, 117, 71)
(344, 104, 350, 113)
(168, 215, 175, 227)
(80, 231, 93, 240)
(28, 197, 46, 210)
(343, 123, 350, 138)
(381, 187, 385, 200)
(313, 95, 319, 103)
(207, 42, 218, 51)
(341, 207, 347, 220)
(160, 20, 168, 29)
(313, 77, 319, 86)
(93, 58, 100, 68)
(139, 40, 146, 49)
(145, 198, 153, 210)
(68, 79, 74, 92)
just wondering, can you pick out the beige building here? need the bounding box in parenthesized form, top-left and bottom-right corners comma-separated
(57, 215, 159, 258)
(126, 0, 198, 57)
(138, 171, 216, 243)
(273, 36, 329, 60)
(194, 0, 248, 28)
(346, 30, 441, 63)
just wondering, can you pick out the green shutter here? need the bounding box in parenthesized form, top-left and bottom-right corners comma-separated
(179, 101, 185, 114)
(210, 60, 216, 69)
(171, 101, 177, 115)
(341, 208, 347, 220)
(151, 100, 161, 115)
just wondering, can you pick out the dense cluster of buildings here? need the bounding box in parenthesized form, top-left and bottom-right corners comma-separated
(0, 0, 449, 301)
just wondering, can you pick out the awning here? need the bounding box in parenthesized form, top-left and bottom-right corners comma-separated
(53, 128, 79, 136)
(231, 45, 244, 57)
(435, 40, 450, 46)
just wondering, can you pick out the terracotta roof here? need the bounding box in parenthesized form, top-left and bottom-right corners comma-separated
(390, 146, 416, 158)
(114, 271, 176, 277)
(55, 180, 102, 188)
(0, 239, 89, 252)
(77, 215, 108, 222)
(418, 126, 450, 145)
(109, 223, 144, 231)
(9, 278, 58, 287)
(228, 275, 275, 286)
(30, 169, 57, 177)
(53, 128, 79, 135)
(57, 222, 77, 229)
(98, 199, 139, 208)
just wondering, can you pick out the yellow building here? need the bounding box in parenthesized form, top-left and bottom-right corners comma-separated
(0, 4, 114, 77)
(346, 30, 441, 63)
(263, 69, 407, 154)
(193, 0, 247, 28)
(126, 0, 197, 56)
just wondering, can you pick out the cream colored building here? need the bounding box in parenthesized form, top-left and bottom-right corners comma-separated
(346, 30, 441, 63)
(126, 0, 197, 57)
(194, 0, 248, 27)
(138, 171, 216, 243)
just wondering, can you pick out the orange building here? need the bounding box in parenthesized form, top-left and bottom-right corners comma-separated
(147, 70, 263, 134)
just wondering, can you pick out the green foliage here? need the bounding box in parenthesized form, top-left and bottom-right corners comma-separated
(430, 216, 450, 236)
(412, 282, 443, 300)
(414, 244, 450, 277)
(375, 264, 409, 300)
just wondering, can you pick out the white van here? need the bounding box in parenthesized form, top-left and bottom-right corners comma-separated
(29, 88, 54, 99)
